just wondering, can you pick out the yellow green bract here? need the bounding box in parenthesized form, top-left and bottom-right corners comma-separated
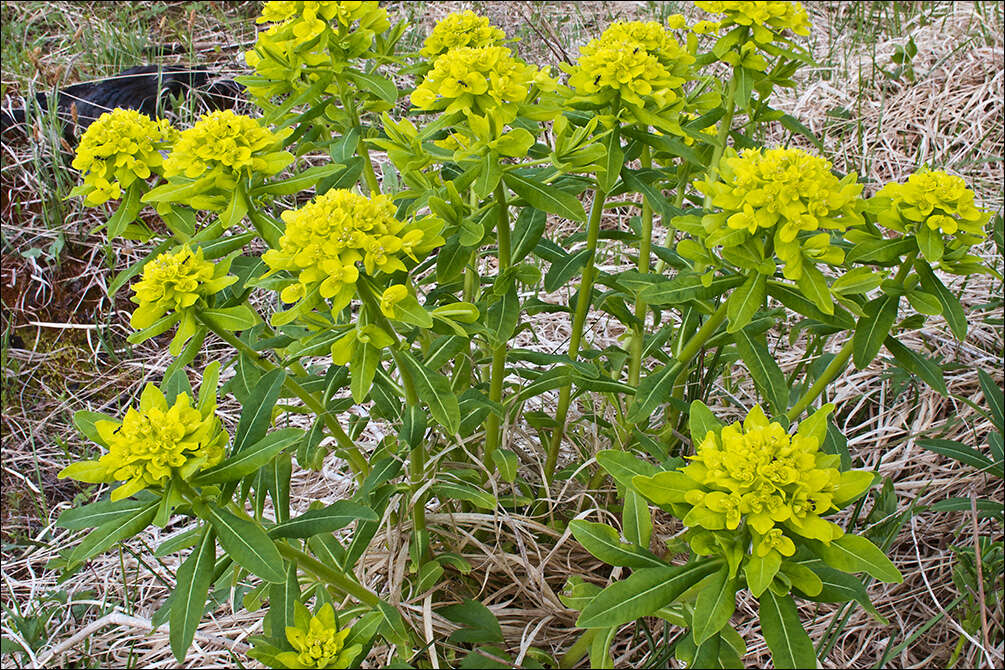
(58, 385, 227, 501)
(695, 147, 864, 280)
(565, 21, 694, 128)
(261, 189, 443, 315)
(71, 108, 175, 206)
(695, 1, 811, 42)
(410, 46, 554, 129)
(275, 603, 361, 669)
(875, 170, 989, 240)
(420, 10, 506, 60)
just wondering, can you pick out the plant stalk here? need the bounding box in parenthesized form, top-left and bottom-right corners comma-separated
(628, 144, 654, 388)
(275, 542, 380, 607)
(483, 181, 512, 468)
(544, 188, 608, 484)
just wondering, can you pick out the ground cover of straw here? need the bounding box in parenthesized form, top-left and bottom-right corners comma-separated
(1, 2, 1002, 668)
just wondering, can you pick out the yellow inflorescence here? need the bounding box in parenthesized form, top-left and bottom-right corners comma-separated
(58, 385, 227, 501)
(410, 45, 552, 127)
(262, 190, 440, 314)
(875, 170, 989, 239)
(277, 603, 361, 669)
(566, 20, 694, 111)
(420, 10, 506, 60)
(129, 246, 236, 330)
(71, 108, 176, 206)
(696, 147, 863, 280)
(695, 1, 811, 42)
(163, 110, 290, 182)
(680, 406, 859, 552)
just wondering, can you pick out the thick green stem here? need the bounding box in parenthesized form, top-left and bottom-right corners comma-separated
(483, 182, 512, 468)
(195, 311, 369, 479)
(785, 252, 917, 422)
(359, 146, 382, 195)
(275, 542, 379, 607)
(544, 188, 608, 484)
(628, 145, 654, 388)
(704, 75, 739, 209)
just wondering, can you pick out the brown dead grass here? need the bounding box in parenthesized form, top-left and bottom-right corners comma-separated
(2, 2, 1003, 669)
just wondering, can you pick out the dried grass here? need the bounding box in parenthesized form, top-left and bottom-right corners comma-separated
(2, 2, 1003, 669)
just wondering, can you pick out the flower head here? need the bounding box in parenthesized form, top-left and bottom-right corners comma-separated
(410, 45, 552, 128)
(275, 602, 362, 669)
(71, 108, 175, 206)
(421, 11, 507, 60)
(262, 190, 443, 316)
(694, 147, 863, 279)
(58, 384, 227, 501)
(696, 1, 811, 42)
(565, 20, 694, 122)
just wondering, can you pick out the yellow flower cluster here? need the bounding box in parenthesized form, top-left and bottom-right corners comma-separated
(164, 110, 291, 180)
(130, 246, 236, 330)
(262, 190, 442, 314)
(695, 1, 811, 42)
(566, 21, 694, 113)
(875, 170, 988, 241)
(71, 108, 175, 206)
(245, 1, 389, 104)
(420, 10, 506, 60)
(695, 147, 863, 280)
(276, 603, 361, 669)
(410, 45, 552, 127)
(58, 385, 227, 501)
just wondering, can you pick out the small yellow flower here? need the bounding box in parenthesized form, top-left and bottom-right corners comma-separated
(129, 246, 236, 330)
(695, 1, 811, 42)
(421, 10, 506, 60)
(874, 170, 988, 243)
(71, 108, 175, 206)
(58, 384, 227, 501)
(274, 602, 362, 669)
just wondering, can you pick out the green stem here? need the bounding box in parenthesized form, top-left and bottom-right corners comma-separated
(483, 181, 512, 468)
(703, 75, 738, 209)
(544, 188, 608, 484)
(628, 144, 654, 388)
(359, 147, 382, 195)
(194, 311, 370, 479)
(558, 629, 598, 669)
(275, 542, 379, 607)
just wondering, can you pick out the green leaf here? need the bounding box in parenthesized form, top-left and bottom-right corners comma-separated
(346, 70, 397, 104)
(398, 351, 460, 433)
(744, 550, 781, 598)
(350, 342, 381, 403)
(106, 183, 144, 238)
(510, 208, 547, 264)
(734, 328, 788, 416)
(689, 400, 725, 444)
(220, 187, 249, 228)
(504, 172, 586, 222)
(485, 286, 520, 347)
(808, 534, 903, 583)
(726, 273, 766, 333)
(389, 294, 433, 329)
(269, 501, 377, 538)
(576, 562, 719, 628)
(626, 365, 676, 424)
(767, 280, 855, 329)
(734, 66, 754, 109)
(978, 369, 1004, 432)
(72, 410, 116, 447)
(758, 591, 816, 669)
(206, 506, 285, 584)
(437, 236, 469, 283)
(491, 449, 518, 483)
(917, 438, 994, 472)
(797, 264, 833, 315)
(474, 152, 502, 198)
(852, 294, 900, 369)
(884, 338, 947, 396)
(432, 481, 495, 510)
(170, 526, 216, 662)
(56, 497, 152, 530)
(796, 562, 887, 622)
(67, 501, 158, 566)
(597, 130, 624, 193)
(199, 306, 258, 331)
(693, 567, 737, 645)
(915, 260, 966, 339)
(596, 450, 660, 492)
(252, 164, 344, 196)
(570, 520, 665, 568)
(441, 599, 503, 644)
(640, 274, 744, 305)
(622, 490, 653, 549)
(192, 429, 303, 485)
(544, 248, 590, 293)
(916, 223, 944, 262)
(778, 113, 823, 150)
(266, 563, 299, 649)
(591, 627, 617, 670)
(233, 368, 286, 455)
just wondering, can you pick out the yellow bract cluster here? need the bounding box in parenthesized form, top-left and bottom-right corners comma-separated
(875, 170, 989, 240)
(566, 21, 694, 113)
(678, 406, 869, 557)
(262, 190, 441, 314)
(695, 1, 811, 42)
(696, 147, 863, 280)
(130, 246, 236, 330)
(420, 10, 506, 60)
(71, 108, 175, 206)
(164, 110, 291, 182)
(58, 385, 227, 501)
(411, 46, 552, 128)
(276, 603, 361, 669)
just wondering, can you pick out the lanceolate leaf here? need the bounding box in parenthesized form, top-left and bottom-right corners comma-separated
(544, 249, 591, 292)
(692, 566, 737, 645)
(917, 438, 995, 472)
(853, 294, 900, 369)
(207, 506, 285, 584)
(170, 525, 216, 662)
(622, 490, 652, 548)
(884, 337, 948, 396)
(350, 342, 381, 403)
(569, 520, 666, 569)
(915, 259, 967, 339)
(56, 497, 152, 530)
(510, 207, 547, 264)
(807, 534, 903, 583)
(759, 590, 817, 670)
(268, 502, 378, 539)
(233, 368, 286, 455)
(504, 172, 587, 222)
(191, 428, 303, 485)
(726, 273, 766, 333)
(733, 328, 788, 417)
(626, 364, 676, 424)
(398, 350, 460, 433)
(978, 368, 1004, 431)
(595, 450, 660, 492)
(67, 501, 158, 566)
(577, 561, 719, 629)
